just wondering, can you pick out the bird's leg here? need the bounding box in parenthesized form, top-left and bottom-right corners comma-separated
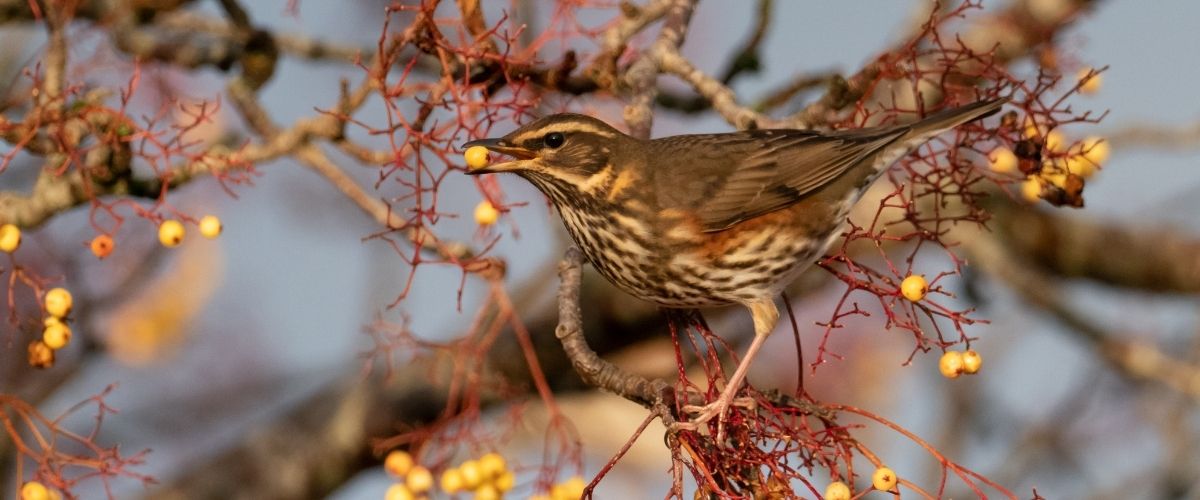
(680, 297, 779, 441)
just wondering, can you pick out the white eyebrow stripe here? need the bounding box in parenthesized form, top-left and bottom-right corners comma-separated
(510, 123, 618, 144)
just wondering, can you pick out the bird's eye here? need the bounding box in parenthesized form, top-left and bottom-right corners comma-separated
(543, 132, 565, 149)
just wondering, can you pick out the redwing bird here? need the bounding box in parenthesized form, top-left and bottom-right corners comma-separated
(465, 98, 1006, 433)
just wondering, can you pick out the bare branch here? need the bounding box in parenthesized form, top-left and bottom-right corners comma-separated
(963, 226, 1200, 402)
(1104, 120, 1200, 152)
(989, 200, 1200, 293)
(621, 0, 698, 138)
(656, 48, 773, 129)
(555, 247, 673, 409)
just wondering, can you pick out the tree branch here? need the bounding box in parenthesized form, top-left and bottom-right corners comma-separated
(555, 247, 674, 409)
(989, 199, 1200, 293)
(963, 226, 1200, 402)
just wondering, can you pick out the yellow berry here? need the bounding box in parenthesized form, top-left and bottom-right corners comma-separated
(823, 481, 851, 500)
(939, 351, 966, 379)
(199, 215, 223, 239)
(1043, 172, 1068, 189)
(0, 224, 21, 253)
(494, 470, 515, 492)
(44, 288, 72, 318)
(459, 459, 484, 490)
(988, 147, 1017, 174)
(1064, 154, 1096, 179)
(384, 483, 414, 500)
(962, 349, 983, 374)
(1021, 176, 1044, 203)
(465, 145, 490, 170)
(27, 340, 55, 369)
(20, 481, 50, 500)
(158, 219, 185, 248)
(900, 275, 928, 302)
(1076, 67, 1102, 94)
(1079, 136, 1110, 165)
(42, 321, 71, 350)
(1044, 129, 1067, 153)
(90, 234, 114, 259)
(479, 452, 507, 479)
(474, 484, 500, 500)
(1022, 116, 1046, 140)
(406, 465, 433, 494)
(872, 466, 898, 491)
(440, 467, 464, 493)
(474, 200, 499, 226)
(384, 450, 413, 477)
(554, 476, 586, 500)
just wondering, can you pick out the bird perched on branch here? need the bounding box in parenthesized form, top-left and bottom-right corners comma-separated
(464, 97, 1006, 435)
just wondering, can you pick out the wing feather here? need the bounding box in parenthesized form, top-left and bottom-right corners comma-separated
(650, 128, 906, 232)
(648, 98, 1007, 232)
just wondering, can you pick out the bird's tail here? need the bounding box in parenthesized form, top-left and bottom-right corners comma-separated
(855, 96, 1008, 182)
(841, 96, 1009, 204)
(900, 96, 1009, 145)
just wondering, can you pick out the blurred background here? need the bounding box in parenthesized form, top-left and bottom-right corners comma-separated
(2, 1, 1199, 499)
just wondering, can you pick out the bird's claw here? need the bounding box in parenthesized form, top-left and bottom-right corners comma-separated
(673, 397, 757, 442)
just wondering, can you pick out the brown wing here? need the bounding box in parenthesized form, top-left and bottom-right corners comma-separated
(649, 127, 907, 232)
(648, 98, 1007, 232)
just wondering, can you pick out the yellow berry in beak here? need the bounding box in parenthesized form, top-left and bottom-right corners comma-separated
(465, 145, 490, 170)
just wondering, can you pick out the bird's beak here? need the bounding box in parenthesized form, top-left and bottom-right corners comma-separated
(462, 138, 535, 175)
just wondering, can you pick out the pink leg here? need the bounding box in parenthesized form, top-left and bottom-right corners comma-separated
(682, 298, 779, 440)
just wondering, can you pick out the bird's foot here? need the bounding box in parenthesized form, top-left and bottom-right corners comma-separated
(675, 396, 757, 443)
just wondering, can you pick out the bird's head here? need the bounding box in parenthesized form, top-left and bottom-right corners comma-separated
(462, 114, 634, 188)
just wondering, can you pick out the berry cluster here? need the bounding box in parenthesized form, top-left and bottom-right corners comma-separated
(939, 349, 984, 379)
(381, 450, 584, 500)
(27, 288, 74, 368)
(824, 466, 899, 499)
(158, 215, 223, 249)
(985, 68, 1110, 208)
(8, 215, 225, 369)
